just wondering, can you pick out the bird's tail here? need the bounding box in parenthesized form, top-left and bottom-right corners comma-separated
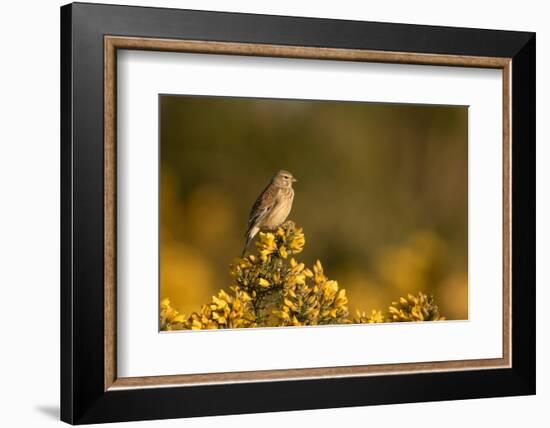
(241, 226, 259, 257)
(241, 234, 252, 257)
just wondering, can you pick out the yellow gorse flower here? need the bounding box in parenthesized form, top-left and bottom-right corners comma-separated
(354, 309, 386, 324)
(160, 221, 445, 330)
(387, 292, 445, 322)
(256, 232, 277, 261)
(160, 298, 187, 330)
(255, 222, 305, 262)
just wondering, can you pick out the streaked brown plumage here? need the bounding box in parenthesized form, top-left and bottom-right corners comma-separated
(242, 170, 297, 255)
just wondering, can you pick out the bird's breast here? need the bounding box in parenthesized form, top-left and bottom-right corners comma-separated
(262, 188, 294, 229)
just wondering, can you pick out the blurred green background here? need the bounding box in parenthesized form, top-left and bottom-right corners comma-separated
(160, 95, 468, 320)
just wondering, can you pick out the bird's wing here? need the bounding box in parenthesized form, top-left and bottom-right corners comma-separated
(246, 185, 277, 233)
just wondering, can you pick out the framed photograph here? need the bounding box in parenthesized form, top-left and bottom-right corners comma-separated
(60, 2, 535, 424)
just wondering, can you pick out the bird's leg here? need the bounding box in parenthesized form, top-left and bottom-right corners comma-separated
(281, 220, 295, 231)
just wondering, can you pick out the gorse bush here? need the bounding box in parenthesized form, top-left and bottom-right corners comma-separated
(160, 221, 444, 331)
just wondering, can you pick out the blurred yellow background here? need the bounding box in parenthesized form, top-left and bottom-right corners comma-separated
(160, 95, 468, 320)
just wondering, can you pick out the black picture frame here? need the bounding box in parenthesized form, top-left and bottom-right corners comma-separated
(61, 2, 535, 424)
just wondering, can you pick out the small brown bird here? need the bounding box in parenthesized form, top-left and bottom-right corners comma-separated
(242, 170, 297, 255)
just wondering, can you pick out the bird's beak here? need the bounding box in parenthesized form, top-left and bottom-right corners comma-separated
(292, 177, 298, 182)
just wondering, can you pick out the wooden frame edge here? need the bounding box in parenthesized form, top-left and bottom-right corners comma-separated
(105, 35, 511, 67)
(104, 36, 117, 390)
(110, 357, 508, 390)
(502, 61, 513, 370)
(103, 35, 512, 391)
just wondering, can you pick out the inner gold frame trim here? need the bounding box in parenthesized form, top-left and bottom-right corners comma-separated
(104, 35, 512, 391)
